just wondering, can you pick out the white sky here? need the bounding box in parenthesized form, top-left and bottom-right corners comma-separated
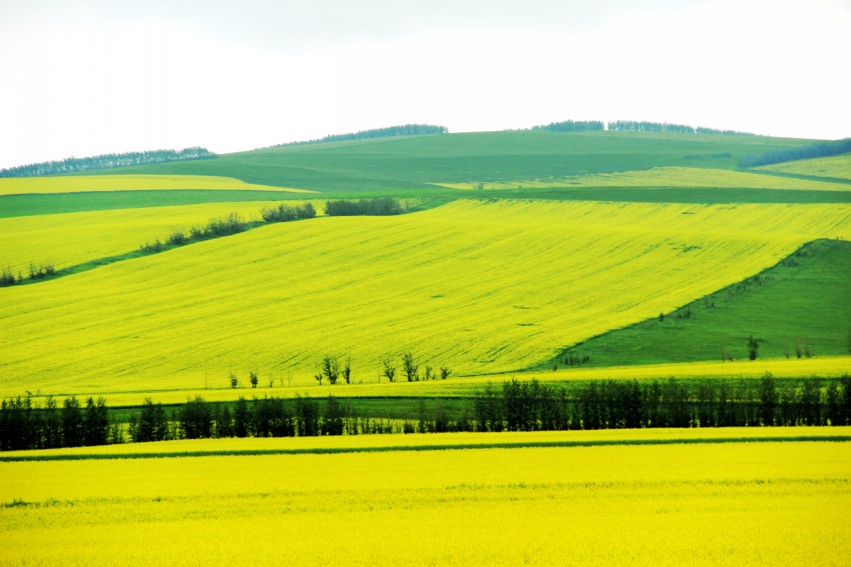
(0, 0, 849, 169)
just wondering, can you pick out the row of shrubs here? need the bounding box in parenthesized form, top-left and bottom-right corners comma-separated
(6, 199, 404, 284)
(140, 198, 401, 254)
(324, 197, 404, 216)
(310, 353, 451, 385)
(0, 263, 57, 287)
(140, 212, 253, 253)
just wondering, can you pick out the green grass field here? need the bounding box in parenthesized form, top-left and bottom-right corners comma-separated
(551, 239, 851, 367)
(760, 153, 851, 182)
(96, 130, 816, 191)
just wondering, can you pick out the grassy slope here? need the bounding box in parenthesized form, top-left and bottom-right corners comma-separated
(556, 239, 851, 367)
(103, 130, 812, 190)
(760, 153, 851, 182)
(1, 199, 848, 396)
(2, 132, 844, 218)
(439, 166, 851, 191)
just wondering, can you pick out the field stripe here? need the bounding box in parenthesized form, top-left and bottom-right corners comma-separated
(3, 433, 848, 462)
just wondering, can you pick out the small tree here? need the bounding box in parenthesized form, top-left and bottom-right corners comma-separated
(440, 366, 451, 380)
(382, 358, 396, 382)
(249, 372, 259, 389)
(402, 352, 419, 382)
(423, 365, 434, 381)
(230, 373, 239, 389)
(342, 357, 352, 384)
(747, 335, 759, 361)
(322, 355, 340, 385)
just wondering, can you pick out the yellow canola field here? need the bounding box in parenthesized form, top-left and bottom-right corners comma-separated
(1, 438, 849, 566)
(438, 166, 851, 191)
(0, 200, 322, 274)
(1, 199, 849, 395)
(759, 154, 851, 181)
(0, 174, 313, 195)
(3, 427, 847, 459)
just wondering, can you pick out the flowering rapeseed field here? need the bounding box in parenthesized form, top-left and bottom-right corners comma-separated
(1, 199, 848, 395)
(2, 432, 849, 566)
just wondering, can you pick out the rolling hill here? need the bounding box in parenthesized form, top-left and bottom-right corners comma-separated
(65, 130, 829, 191)
(1, 198, 848, 396)
(1, 129, 849, 401)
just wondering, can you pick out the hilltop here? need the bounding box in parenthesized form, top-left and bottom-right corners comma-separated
(100, 129, 816, 192)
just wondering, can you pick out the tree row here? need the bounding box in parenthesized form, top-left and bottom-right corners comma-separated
(2, 375, 849, 451)
(0, 147, 215, 178)
(739, 138, 851, 168)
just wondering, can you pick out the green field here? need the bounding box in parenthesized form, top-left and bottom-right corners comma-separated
(760, 153, 851, 182)
(552, 238, 851, 367)
(104, 131, 815, 190)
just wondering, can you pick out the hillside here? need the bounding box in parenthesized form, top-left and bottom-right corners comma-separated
(1, 199, 848, 396)
(759, 153, 851, 182)
(2, 131, 849, 220)
(553, 239, 851, 367)
(100, 130, 815, 191)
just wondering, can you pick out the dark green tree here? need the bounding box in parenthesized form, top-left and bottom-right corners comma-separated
(758, 374, 779, 426)
(322, 355, 340, 385)
(179, 396, 213, 439)
(62, 396, 83, 447)
(747, 335, 759, 361)
(322, 396, 344, 435)
(233, 397, 251, 438)
(83, 396, 109, 446)
(382, 358, 396, 382)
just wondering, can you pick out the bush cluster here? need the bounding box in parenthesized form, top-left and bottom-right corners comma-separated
(0, 263, 56, 287)
(141, 213, 249, 253)
(260, 202, 316, 222)
(324, 198, 404, 216)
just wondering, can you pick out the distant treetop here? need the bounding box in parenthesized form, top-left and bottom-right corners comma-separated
(532, 120, 604, 132)
(530, 119, 752, 136)
(276, 124, 448, 147)
(0, 147, 215, 178)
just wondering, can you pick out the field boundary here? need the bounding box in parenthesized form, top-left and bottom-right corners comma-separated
(3, 433, 847, 462)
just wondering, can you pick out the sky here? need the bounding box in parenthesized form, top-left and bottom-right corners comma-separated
(0, 0, 849, 169)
